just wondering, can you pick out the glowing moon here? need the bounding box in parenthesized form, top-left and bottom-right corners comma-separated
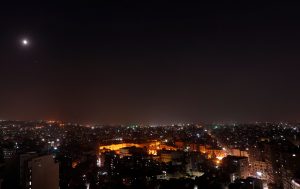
(21, 39, 29, 46)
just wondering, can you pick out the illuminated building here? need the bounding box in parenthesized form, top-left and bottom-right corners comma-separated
(101, 151, 119, 175)
(175, 141, 184, 150)
(250, 161, 269, 181)
(119, 147, 131, 157)
(188, 143, 198, 152)
(24, 155, 59, 189)
(99, 141, 177, 156)
(185, 152, 205, 177)
(99, 143, 143, 152)
(222, 156, 250, 181)
(159, 150, 183, 164)
(231, 149, 249, 157)
(199, 145, 227, 160)
(119, 146, 147, 157)
(20, 152, 38, 188)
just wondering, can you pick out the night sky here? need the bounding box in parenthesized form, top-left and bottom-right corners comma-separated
(1, 1, 300, 124)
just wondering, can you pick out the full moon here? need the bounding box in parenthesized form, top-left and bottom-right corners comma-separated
(21, 39, 29, 46)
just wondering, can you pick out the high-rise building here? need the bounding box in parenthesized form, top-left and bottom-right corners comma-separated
(20, 152, 38, 188)
(21, 154, 59, 189)
(3, 148, 15, 161)
(222, 155, 250, 181)
(250, 161, 269, 181)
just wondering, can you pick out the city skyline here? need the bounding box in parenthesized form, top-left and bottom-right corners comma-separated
(0, 120, 299, 189)
(2, 2, 300, 189)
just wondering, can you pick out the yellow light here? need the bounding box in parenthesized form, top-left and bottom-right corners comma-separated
(99, 141, 177, 155)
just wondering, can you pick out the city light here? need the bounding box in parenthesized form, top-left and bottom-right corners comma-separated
(256, 171, 262, 177)
(2, 1, 300, 189)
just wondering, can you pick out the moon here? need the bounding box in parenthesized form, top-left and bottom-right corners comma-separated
(21, 38, 29, 46)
